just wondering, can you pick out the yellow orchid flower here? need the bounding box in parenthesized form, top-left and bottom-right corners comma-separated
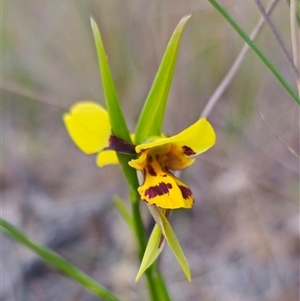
(63, 102, 135, 167)
(63, 101, 216, 209)
(129, 118, 216, 209)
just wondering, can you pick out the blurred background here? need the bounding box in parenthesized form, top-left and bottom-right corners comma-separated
(2, 0, 299, 300)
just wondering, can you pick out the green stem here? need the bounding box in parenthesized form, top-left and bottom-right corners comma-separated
(132, 198, 158, 301)
(154, 272, 172, 301)
(1, 218, 122, 301)
(131, 198, 172, 301)
(207, 0, 300, 105)
(118, 159, 171, 300)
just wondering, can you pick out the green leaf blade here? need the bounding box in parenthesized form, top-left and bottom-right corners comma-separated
(135, 224, 165, 281)
(207, 0, 300, 105)
(1, 218, 122, 301)
(147, 206, 192, 281)
(135, 16, 191, 144)
(90, 18, 139, 192)
(90, 18, 131, 142)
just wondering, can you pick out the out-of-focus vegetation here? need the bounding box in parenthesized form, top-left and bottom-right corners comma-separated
(2, 1, 299, 301)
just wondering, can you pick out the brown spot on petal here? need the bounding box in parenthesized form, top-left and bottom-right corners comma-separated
(146, 156, 156, 176)
(178, 185, 192, 200)
(145, 182, 172, 199)
(182, 145, 196, 156)
(147, 164, 157, 176)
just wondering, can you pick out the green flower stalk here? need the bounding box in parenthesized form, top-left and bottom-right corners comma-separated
(62, 16, 217, 293)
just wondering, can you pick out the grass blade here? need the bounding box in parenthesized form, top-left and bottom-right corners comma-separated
(90, 18, 131, 141)
(201, 0, 279, 118)
(207, 0, 300, 105)
(1, 218, 122, 301)
(135, 16, 191, 144)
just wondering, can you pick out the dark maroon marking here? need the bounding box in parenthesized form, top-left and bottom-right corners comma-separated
(162, 175, 167, 177)
(182, 145, 196, 156)
(147, 156, 153, 163)
(142, 199, 148, 203)
(146, 156, 157, 176)
(147, 164, 157, 176)
(178, 185, 192, 200)
(144, 182, 172, 199)
(108, 135, 136, 154)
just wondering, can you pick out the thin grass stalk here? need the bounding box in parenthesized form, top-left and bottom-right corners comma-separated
(254, 0, 299, 78)
(207, 0, 300, 105)
(201, 0, 279, 117)
(290, 0, 300, 95)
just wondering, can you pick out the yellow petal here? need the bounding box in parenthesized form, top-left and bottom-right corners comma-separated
(137, 155, 193, 209)
(160, 144, 194, 170)
(136, 118, 216, 157)
(128, 150, 148, 171)
(129, 145, 194, 171)
(169, 172, 194, 208)
(63, 102, 111, 154)
(96, 150, 119, 167)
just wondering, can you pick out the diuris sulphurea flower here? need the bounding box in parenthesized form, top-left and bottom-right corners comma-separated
(63, 101, 216, 209)
(129, 118, 215, 209)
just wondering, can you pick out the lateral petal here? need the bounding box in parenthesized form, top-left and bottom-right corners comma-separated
(96, 150, 119, 167)
(136, 118, 216, 157)
(160, 144, 194, 170)
(128, 151, 148, 171)
(63, 102, 111, 154)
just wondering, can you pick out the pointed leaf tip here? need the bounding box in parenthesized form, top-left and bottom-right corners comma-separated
(135, 224, 165, 281)
(135, 15, 192, 144)
(179, 15, 192, 25)
(147, 205, 192, 281)
(90, 16, 139, 190)
(90, 18, 98, 35)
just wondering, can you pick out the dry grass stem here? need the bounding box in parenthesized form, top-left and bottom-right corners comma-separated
(2, 80, 66, 108)
(290, 0, 300, 95)
(200, 0, 279, 118)
(254, 0, 299, 78)
(259, 111, 300, 159)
